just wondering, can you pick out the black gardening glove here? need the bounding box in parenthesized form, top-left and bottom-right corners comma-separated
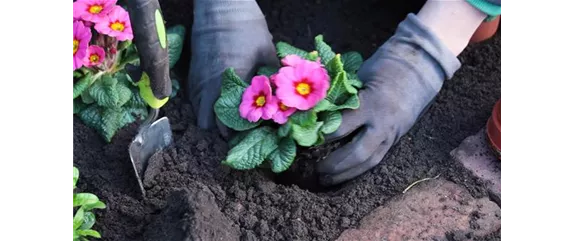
(317, 14, 462, 186)
(188, 0, 279, 136)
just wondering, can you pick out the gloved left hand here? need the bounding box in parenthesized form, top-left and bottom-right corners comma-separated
(316, 14, 462, 186)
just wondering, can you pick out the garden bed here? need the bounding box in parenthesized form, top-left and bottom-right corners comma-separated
(73, 0, 501, 240)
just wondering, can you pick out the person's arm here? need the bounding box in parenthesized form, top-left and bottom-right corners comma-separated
(417, 0, 501, 56)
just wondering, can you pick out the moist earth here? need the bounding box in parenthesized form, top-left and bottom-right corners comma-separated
(73, 0, 501, 240)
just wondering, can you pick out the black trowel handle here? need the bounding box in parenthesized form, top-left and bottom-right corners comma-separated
(126, 0, 171, 100)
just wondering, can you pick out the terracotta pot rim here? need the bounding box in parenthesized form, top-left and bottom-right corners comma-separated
(486, 100, 501, 157)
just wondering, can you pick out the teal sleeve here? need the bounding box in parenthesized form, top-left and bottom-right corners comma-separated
(466, 0, 501, 21)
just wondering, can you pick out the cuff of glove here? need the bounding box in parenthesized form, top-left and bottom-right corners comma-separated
(466, 0, 501, 21)
(384, 13, 461, 81)
(193, 0, 264, 26)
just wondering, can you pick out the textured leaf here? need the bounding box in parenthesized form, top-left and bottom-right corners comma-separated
(126, 91, 148, 109)
(269, 138, 297, 173)
(320, 111, 342, 134)
(100, 108, 122, 142)
(73, 73, 92, 99)
(276, 42, 308, 59)
(306, 51, 319, 62)
(76, 229, 101, 238)
(74, 98, 87, 114)
(289, 110, 317, 126)
(278, 121, 292, 137)
(79, 212, 96, 230)
(81, 90, 95, 104)
(120, 106, 147, 128)
(316, 132, 325, 146)
(73, 193, 99, 207)
(314, 35, 336, 65)
(116, 81, 132, 107)
(291, 121, 324, 147)
(223, 127, 278, 170)
(214, 68, 261, 131)
(89, 75, 120, 108)
(73, 207, 85, 230)
(326, 53, 345, 77)
(229, 131, 249, 148)
(73, 167, 79, 188)
(347, 72, 363, 88)
(78, 105, 102, 130)
(340, 94, 360, 110)
(257, 66, 279, 77)
(341, 51, 363, 73)
(326, 72, 350, 105)
(167, 25, 186, 68)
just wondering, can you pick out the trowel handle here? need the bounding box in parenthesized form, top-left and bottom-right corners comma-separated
(126, 0, 171, 100)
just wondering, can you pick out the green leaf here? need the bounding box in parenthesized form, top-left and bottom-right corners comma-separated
(74, 73, 92, 99)
(126, 91, 147, 109)
(167, 25, 186, 68)
(100, 108, 122, 142)
(316, 132, 325, 146)
(326, 53, 345, 76)
(73, 167, 79, 188)
(347, 72, 363, 88)
(269, 138, 297, 173)
(116, 81, 132, 107)
(340, 94, 360, 110)
(74, 98, 87, 114)
(73, 193, 99, 207)
(289, 110, 317, 126)
(229, 131, 249, 148)
(83, 200, 106, 210)
(306, 51, 319, 62)
(73, 207, 85, 230)
(314, 35, 336, 65)
(81, 90, 95, 104)
(120, 106, 147, 128)
(223, 127, 279, 170)
(78, 105, 102, 130)
(278, 121, 292, 138)
(79, 212, 96, 230)
(170, 78, 180, 98)
(276, 42, 309, 59)
(320, 111, 342, 134)
(89, 75, 120, 108)
(326, 72, 351, 104)
(341, 51, 363, 73)
(257, 66, 279, 77)
(76, 229, 101, 238)
(291, 121, 324, 147)
(214, 68, 261, 131)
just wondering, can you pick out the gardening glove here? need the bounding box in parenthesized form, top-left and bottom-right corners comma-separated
(316, 13, 463, 186)
(188, 0, 279, 135)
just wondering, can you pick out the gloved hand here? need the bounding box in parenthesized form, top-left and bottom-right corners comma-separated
(188, 0, 279, 135)
(316, 13, 463, 186)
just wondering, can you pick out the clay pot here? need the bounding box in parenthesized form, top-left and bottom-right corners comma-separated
(486, 100, 501, 158)
(470, 16, 500, 43)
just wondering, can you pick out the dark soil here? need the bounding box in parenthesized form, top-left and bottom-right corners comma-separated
(73, 0, 501, 240)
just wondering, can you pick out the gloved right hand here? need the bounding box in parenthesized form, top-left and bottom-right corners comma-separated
(188, 0, 279, 136)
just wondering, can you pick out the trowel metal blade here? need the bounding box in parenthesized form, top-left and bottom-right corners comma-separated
(128, 116, 173, 197)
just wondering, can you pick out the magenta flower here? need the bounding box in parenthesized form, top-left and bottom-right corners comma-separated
(95, 6, 133, 41)
(83, 45, 106, 67)
(73, 0, 117, 23)
(274, 58, 330, 110)
(281, 54, 321, 68)
(272, 101, 297, 124)
(239, 76, 279, 122)
(74, 20, 92, 71)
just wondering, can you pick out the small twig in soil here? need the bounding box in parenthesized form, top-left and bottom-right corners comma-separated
(402, 174, 441, 194)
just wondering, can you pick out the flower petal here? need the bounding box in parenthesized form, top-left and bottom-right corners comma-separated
(262, 96, 279, 120)
(247, 108, 263, 122)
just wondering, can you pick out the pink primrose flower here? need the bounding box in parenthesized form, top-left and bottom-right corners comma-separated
(94, 6, 133, 41)
(239, 76, 279, 122)
(73, 20, 92, 70)
(83, 45, 106, 67)
(274, 57, 330, 110)
(272, 101, 297, 124)
(73, 0, 117, 23)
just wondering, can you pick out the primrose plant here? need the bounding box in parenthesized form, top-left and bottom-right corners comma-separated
(73, 167, 106, 241)
(73, 0, 185, 142)
(215, 35, 364, 172)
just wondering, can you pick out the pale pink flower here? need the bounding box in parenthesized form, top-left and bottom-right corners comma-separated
(239, 76, 279, 122)
(83, 45, 106, 67)
(272, 101, 297, 124)
(74, 20, 92, 70)
(274, 58, 330, 110)
(73, 0, 117, 23)
(94, 6, 133, 41)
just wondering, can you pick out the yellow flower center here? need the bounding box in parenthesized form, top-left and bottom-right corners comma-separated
(88, 5, 103, 14)
(110, 21, 125, 32)
(73, 39, 79, 55)
(280, 103, 289, 111)
(296, 82, 311, 96)
(255, 95, 266, 107)
(89, 54, 100, 64)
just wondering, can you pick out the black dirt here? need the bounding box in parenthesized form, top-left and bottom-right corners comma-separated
(73, 0, 501, 240)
